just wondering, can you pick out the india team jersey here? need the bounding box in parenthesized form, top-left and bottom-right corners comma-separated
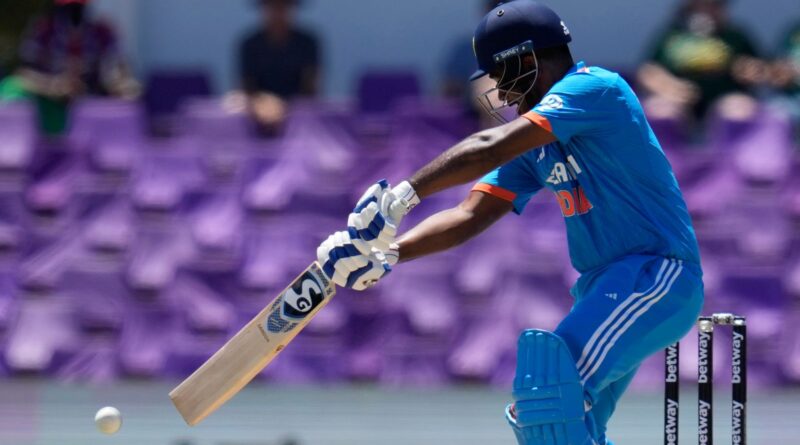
(475, 61, 701, 276)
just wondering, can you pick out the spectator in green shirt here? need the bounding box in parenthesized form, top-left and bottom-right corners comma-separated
(637, 0, 765, 124)
(770, 21, 800, 95)
(16, 0, 138, 136)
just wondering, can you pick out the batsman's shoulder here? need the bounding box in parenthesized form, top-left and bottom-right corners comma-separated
(553, 66, 617, 100)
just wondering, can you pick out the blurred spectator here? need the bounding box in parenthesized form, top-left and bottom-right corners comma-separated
(238, 0, 320, 134)
(0, 0, 49, 79)
(11, 0, 138, 136)
(768, 20, 800, 132)
(440, 0, 498, 127)
(637, 0, 765, 125)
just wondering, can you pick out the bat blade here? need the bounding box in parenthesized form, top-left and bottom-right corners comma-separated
(169, 261, 335, 425)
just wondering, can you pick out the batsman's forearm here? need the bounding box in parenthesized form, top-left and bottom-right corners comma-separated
(408, 130, 504, 199)
(396, 204, 501, 263)
(406, 118, 551, 199)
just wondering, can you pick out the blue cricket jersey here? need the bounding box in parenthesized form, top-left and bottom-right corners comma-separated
(475, 61, 701, 283)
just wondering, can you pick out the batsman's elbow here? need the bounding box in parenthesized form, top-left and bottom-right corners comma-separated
(462, 129, 506, 169)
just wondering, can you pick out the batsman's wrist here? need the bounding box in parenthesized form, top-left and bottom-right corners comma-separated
(390, 181, 420, 217)
(385, 242, 400, 265)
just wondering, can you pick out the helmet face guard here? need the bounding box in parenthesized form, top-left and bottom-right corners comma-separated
(476, 41, 539, 124)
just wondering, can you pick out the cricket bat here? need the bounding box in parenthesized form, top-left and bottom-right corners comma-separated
(169, 261, 336, 426)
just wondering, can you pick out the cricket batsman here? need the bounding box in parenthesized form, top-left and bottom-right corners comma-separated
(317, 1, 704, 444)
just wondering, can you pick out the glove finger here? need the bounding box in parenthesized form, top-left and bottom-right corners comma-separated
(355, 183, 381, 207)
(360, 202, 395, 243)
(373, 224, 397, 247)
(349, 201, 378, 230)
(349, 263, 388, 291)
(349, 234, 373, 256)
(353, 180, 388, 213)
(347, 203, 378, 232)
(366, 210, 393, 241)
(316, 235, 335, 263)
(349, 202, 392, 244)
(330, 268, 349, 288)
(331, 232, 365, 272)
(339, 251, 367, 275)
(317, 235, 340, 280)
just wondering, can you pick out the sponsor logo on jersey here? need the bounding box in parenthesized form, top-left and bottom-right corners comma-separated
(546, 154, 582, 185)
(546, 155, 593, 217)
(537, 94, 564, 112)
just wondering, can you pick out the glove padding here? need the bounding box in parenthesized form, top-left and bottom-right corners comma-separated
(316, 230, 391, 291)
(348, 179, 419, 252)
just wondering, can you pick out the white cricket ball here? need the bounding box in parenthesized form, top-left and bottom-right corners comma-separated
(94, 406, 122, 435)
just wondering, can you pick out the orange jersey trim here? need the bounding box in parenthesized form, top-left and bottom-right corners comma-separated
(472, 183, 517, 203)
(522, 111, 553, 133)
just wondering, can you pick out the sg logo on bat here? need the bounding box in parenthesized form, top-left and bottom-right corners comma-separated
(281, 272, 325, 320)
(260, 264, 334, 336)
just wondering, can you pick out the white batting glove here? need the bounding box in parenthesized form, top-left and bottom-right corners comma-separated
(348, 180, 419, 253)
(316, 230, 391, 291)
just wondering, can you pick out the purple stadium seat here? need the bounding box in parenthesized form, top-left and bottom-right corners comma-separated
(168, 272, 236, 333)
(241, 153, 308, 212)
(448, 313, 518, 381)
(683, 167, 741, 218)
(18, 232, 83, 291)
(239, 232, 296, 291)
(0, 102, 36, 171)
(0, 272, 18, 332)
(730, 109, 793, 185)
(706, 108, 759, 152)
(61, 265, 127, 333)
(120, 308, 176, 377)
(375, 256, 461, 386)
(5, 300, 77, 373)
(185, 190, 244, 261)
(176, 97, 253, 140)
(51, 342, 120, 382)
(131, 147, 205, 212)
(143, 70, 212, 135)
(374, 309, 453, 386)
(782, 310, 800, 382)
(24, 143, 82, 214)
(0, 189, 26, 251)
(261, 334, 348, 384)
(126, 229, 194, 292)
(69, 99, 144, 174)
(393, 97, 477, 141)
(82, 198, 133, 252)
(357, 70, 420, 114)
(647, 114, 690, 152)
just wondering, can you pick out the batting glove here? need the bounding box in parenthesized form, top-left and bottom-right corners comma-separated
(348, 179, 419, 253)
(316, 230, 391, 291)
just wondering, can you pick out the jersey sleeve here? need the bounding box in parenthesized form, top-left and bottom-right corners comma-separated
(472, 153, 542, 215)
(522, 72, 617, 144)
